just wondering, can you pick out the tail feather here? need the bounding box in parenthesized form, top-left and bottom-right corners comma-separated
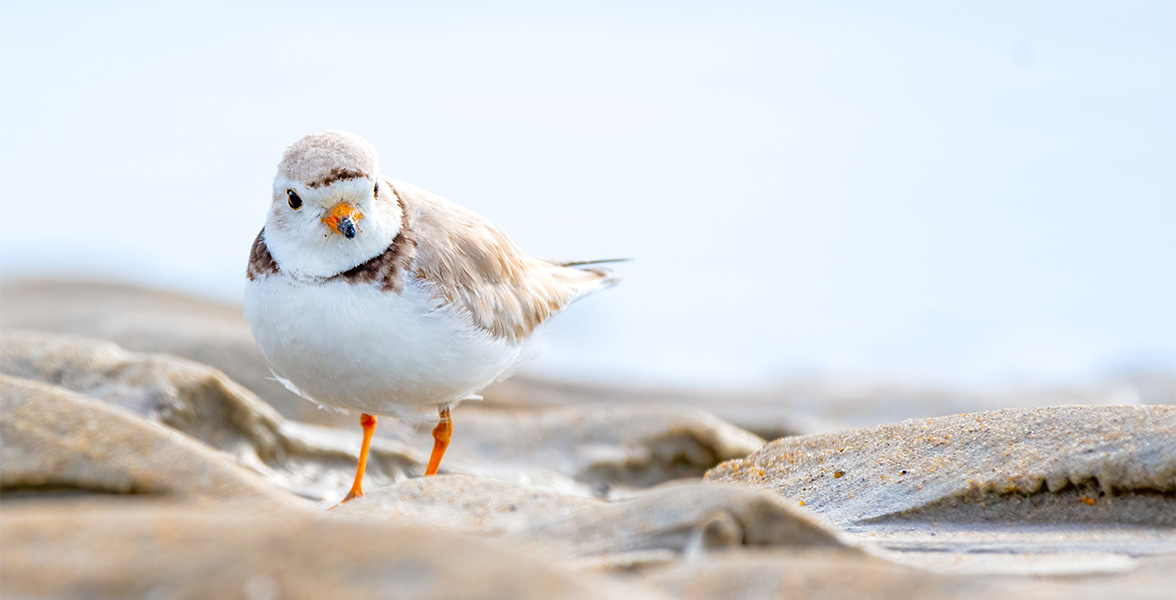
(550, 257, 629, 303)
(554, 258, 634, 268)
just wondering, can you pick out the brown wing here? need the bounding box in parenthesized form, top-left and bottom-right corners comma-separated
(385, 178, 616, 343)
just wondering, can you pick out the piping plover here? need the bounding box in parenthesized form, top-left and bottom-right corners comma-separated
(244, 131, 620, 504)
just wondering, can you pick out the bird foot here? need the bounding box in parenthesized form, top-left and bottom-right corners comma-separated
(328, 488, 363, 510)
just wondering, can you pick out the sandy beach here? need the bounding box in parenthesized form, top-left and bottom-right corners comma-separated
(1, 281, 1173, 599)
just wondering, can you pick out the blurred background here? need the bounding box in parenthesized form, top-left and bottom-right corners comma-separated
(1, 1, 1172, 390)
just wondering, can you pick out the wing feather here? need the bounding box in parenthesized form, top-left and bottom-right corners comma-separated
(386, 178, 617, 343)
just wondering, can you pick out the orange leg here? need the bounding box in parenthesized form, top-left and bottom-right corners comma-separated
(338, 413, 377, 505)
(424, 407, 452, 476)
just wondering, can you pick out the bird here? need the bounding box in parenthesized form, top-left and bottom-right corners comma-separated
(243, 130, 621, 505)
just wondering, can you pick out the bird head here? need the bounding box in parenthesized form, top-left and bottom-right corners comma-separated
(262, 131, 404, 278)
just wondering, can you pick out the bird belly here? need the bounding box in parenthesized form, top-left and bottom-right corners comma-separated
(244, 274, 537, 417)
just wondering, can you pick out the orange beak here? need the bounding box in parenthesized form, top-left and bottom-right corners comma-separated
(321, 203, 363, 239)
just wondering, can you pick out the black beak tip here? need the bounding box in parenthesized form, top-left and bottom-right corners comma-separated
(340, 218, 357, 239)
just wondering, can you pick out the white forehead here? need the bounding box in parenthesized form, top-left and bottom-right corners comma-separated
(274, 176, 376, 206)
(275, 130, 380, 187)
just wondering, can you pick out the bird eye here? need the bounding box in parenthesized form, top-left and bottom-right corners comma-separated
(286, 189, 302, 210)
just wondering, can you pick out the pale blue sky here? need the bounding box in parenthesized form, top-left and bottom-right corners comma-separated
(2, 1, 1172, 386)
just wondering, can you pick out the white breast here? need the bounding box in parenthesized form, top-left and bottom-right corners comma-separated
(243, 274, 543, 419)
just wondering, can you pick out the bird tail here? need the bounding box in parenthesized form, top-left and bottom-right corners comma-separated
(552, 258, 630, 300)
